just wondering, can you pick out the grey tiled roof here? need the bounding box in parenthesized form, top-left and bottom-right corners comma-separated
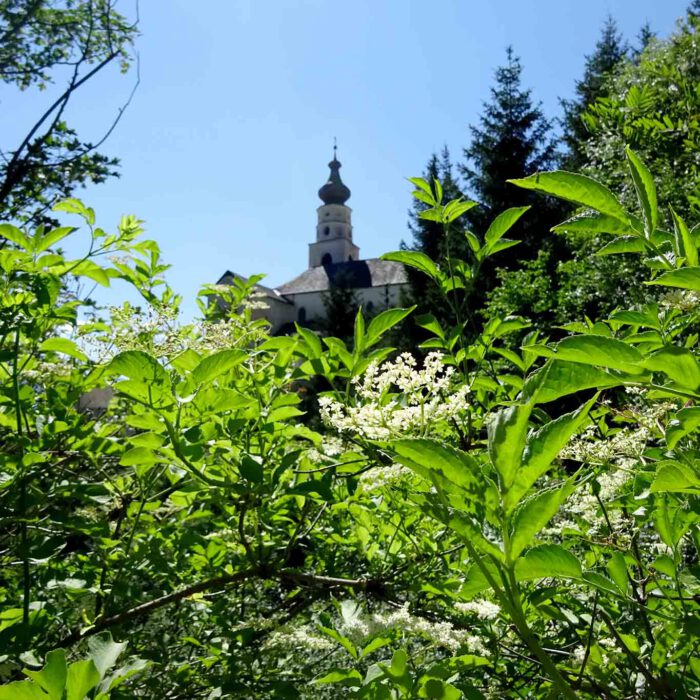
(276, 259, 408, 295)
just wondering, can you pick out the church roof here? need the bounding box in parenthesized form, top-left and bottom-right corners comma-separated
(276, 259, 407, 295)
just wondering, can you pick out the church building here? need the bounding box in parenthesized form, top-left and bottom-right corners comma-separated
(217, 150, 408, 334)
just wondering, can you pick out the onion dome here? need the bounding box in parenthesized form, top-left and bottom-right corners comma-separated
(318, 151, 351, 205)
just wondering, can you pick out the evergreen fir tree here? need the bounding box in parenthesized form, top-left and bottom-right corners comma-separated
(320, 271, 361, 342)
(561, 16, 628, 169)
(460, 47, 562, 266)
(633, 21, 656, 60)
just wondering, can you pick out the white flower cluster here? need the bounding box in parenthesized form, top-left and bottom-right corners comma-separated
(560, 425, 649, 464)
(454, 599, 500, 621)
(659, 289, 700, 312)
(358, 462, 413, 491)
(340, 602, 486, 655)
(263, 624, 336, 654)
(318, 352, 470, 440)
(80, 301, 267, 364)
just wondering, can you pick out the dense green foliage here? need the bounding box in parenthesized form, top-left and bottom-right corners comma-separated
(0, 1, 137, 223)
(1, 149, 699, 698)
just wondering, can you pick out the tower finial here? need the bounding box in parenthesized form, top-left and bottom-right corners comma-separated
(333, 136, 337, 161)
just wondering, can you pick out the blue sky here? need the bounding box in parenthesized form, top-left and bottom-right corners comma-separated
(4, 0, 691, 318)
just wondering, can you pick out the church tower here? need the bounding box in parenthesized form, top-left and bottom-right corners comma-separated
(308, 147, 360, 268)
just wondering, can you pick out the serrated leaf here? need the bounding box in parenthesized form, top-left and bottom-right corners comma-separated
(365, 307, 415, 348)
(553, 335, 643, 372)
(381, 251, 442, 281)
(508, 171, 630, 223)
(39, 337, 87, 362)
(643, 346, 700, 391)
(626, 147, 657, 236)
(487, 403, 532, 490)
(515, 544, 581, 581)
(191, 349, 245, 385)
(510, 480, 577, 558)
(647, 267, 700, 291)
(507, 395, 596, 508)
(484, 206, 529, 248)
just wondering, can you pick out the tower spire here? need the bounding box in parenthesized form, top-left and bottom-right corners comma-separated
(318, 142, 350, 205)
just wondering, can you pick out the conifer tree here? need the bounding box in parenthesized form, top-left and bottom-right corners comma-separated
(460, 47, 562, 267)
(561, 17, 628, 170)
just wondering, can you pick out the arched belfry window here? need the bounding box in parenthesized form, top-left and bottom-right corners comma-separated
(321, 253, 332, 266)
(323, 226, 330, 236)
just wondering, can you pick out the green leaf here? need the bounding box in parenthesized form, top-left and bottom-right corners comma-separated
(650, 462, 700, 494)
(108, 350, 167, 385)
(0, 223, 31, 250)
(552, 212, 635, 236)
(626, 147, 657, 236)
(314, 668, 362, 686)
(191, 349, 245, 385)
(510, 480, 577, 558)
(606, 552, 630, 594)
(296, 325, 322, 359)
(318, 626, 358, 659)
(643, 346, 700, 391)
(484, 206, 530, 248)
(487, 403, 532, 490)
(23, 649, 67, 700)
(239, 454, 263, 483)
(65, 660, 100, 700)
(655, 496, 691, 548)
(671, 207, 698, 267)
(666, 407, 700, 449)
(0, 682, 47, 700)
(119, 447, 159, 468)
(508, 171, 630, 223)
(408, 177, 434, 199)
(647, 267, 700, 291)
(71, 259, 111, 287)
(353, 307, 365, 355)
(36, 226, 76, 253)
(553, 335, 643, 372)
(39, 337, 88, 362)
(523, 360, 624, 403)
(443, 199, 478, 223)
(596, 236, 646, 256)
(382, 251, 442, 281)
(87, 633, 127, 679)
(365, 307, 415, 348)
(390, 439, 483, 509)
(507, 396, 596, 509)
(514, 544, 581, 581)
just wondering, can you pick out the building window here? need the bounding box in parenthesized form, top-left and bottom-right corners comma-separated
(322, 253, 332, 266)
(298, 307, 306, 323)
(323, 226, 330, 236)
(348, 255, 353, 261)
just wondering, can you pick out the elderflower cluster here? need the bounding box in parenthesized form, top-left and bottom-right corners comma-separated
(454, 599, 500, 621)
(358, 463, 413, 491)
(340, 602, 487, 655)
(263, 624, 336, 654)
(318, 352, 470, 440)
(658, 289, 700, 312)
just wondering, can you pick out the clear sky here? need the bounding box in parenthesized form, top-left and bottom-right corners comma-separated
(3, 0, 692, 318)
